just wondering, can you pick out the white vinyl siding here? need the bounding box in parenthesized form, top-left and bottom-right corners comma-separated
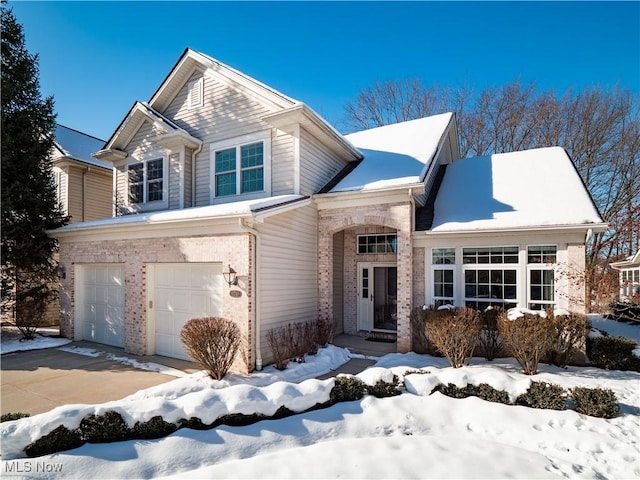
(271, 129, 295, 195)
(259, 204, 318, 365)
(299, 128, 348, 195)
(168, 152, 181, 209)
(161, 72, 275, 206)
(83, 170, 112, 221)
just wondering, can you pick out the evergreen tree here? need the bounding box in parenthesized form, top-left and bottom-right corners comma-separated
(1, 5, 68, 337)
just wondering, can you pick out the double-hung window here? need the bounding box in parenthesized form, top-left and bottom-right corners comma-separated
(432, 248, 455, 307)
(528, 246, 557, 310)
(463, 246, 519, 310)
(128, 158, 163, 204)
(214, 142, 264, 197)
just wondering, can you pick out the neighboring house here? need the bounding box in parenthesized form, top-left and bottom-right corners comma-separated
(611, 251, 640, 300)
(50, 49, 607, 372)
(51, 125, 112, 223)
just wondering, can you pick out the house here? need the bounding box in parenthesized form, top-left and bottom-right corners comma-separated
(7, 126, 111, 327)
(611, 251, 640, 300)
(51, 125, 112, 223)
(50, 49, 607, 372)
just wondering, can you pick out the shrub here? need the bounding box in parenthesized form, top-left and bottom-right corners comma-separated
(431, 383, 511, 405)
(367, 375, 401, 398)
(330, 376, 367, 403)
(1, 412, 30, 422)
(498, 311, 554, 375)
(79, 411, 131, 443)
(516, 382, 567, 410)
(570, 387, 620, 418)
(478, 308, 503, 361)
(315, 318, 335, 347)
(587, 335, 640, 372)
(24, 425, 83, 458)
(132, 416, 178, 439)
(181, 317, 242, 380)
(411, 306, 430, 354)
(476, 383, 511, 405)
(178, 417, 212, 431)
(425, 307, 482, 368)
(548, 311, 589, 367)
(266, 324, 292, 370)
(431, 383, 475, 399)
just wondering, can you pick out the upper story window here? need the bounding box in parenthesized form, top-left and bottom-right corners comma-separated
(187, 77, 203, 109)
(214, 142, 265, 197)
(128, 158, 163, 204)
(357, 235, 397, 254)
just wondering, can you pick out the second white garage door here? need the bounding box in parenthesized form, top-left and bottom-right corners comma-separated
(148, 263, 223, 360)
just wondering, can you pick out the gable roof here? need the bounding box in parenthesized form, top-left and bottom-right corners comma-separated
(330, 113, 455, 192)
(427, 146, 606, 232)
(99, 48, 360, 163)
(53, 125, 110, 169)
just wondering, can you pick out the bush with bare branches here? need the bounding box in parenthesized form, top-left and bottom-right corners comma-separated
(498, 311, 554, 375)
(547, 311, 589, 367)
(425, 307, 482, 368)
(180, 317, 242, 380)
(266, 320, 331, 370)
(478, 307, 504, 361)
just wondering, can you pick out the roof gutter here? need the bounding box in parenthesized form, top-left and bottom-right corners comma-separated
(413, 222, 610, 238)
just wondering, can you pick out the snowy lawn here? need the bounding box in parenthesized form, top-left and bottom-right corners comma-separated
(1, 315, 638, 479)
(0, 326, 70, 354)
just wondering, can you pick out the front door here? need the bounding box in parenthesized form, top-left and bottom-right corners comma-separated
(357, 263, 398, 332)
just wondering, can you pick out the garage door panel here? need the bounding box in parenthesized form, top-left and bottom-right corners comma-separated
(77, 264, 125, 348)
(151, 263, 222, 360)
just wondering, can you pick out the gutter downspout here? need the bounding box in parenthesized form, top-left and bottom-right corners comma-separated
(240, 218, 262, 370)
(82, 167, 89, 222)
(191, 143, 203, 207)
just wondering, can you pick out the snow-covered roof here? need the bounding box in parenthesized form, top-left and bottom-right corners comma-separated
(331, 113, 453, 192)
(611, 251, 640, 269)
(53, 125, 109, 169)
(430, 146, 605, 232)
(52, 195, 305, 233)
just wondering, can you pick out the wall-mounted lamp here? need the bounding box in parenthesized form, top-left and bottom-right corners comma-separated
(56, 265, 66, 280)
(222, 264, 238, 287)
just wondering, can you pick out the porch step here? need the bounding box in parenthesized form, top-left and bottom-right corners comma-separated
(331, 333, 397, 357)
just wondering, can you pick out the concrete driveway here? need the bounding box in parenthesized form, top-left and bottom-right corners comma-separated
(1, 341, 199, 416)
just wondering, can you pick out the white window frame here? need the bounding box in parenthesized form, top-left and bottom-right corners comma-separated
(357, 234, 398, 254)
(431, 248, 455, 307)
(462, 245, 520, 310)
(526, 245, 557, 310)
(209, 131, 271, 203)
(125, 155, 168, 209)
(187, 77, 203, 109)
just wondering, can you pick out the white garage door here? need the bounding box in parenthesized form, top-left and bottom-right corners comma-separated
(76, 264, 125, 348)
(150, 263, 223, 360)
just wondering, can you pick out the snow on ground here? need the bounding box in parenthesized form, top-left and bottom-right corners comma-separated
(1, 316, 638, 479)
(0, 326, 70, 354)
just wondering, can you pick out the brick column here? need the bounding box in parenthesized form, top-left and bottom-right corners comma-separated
(395, 205, 413, 352)
(318, 229, 333, 321)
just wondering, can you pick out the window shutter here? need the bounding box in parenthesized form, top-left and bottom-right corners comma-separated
(188, 78, 203, 109)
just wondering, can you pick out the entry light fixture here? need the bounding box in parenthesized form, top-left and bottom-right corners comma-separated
(223, 264, 238, 287)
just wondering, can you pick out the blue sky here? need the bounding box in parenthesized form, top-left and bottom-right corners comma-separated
(11, 1, 640, 140)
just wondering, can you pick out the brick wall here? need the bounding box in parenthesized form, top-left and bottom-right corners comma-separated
(318, 202, 414, 352)
(58, 233, 255, 372)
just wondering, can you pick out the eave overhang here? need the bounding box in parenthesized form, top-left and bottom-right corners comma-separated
(314, 181, 425, 210)
(262, 104, 363, 163)
(412, 222, 610, 239)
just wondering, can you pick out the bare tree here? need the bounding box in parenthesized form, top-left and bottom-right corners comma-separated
(342, 79, 640, 309)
